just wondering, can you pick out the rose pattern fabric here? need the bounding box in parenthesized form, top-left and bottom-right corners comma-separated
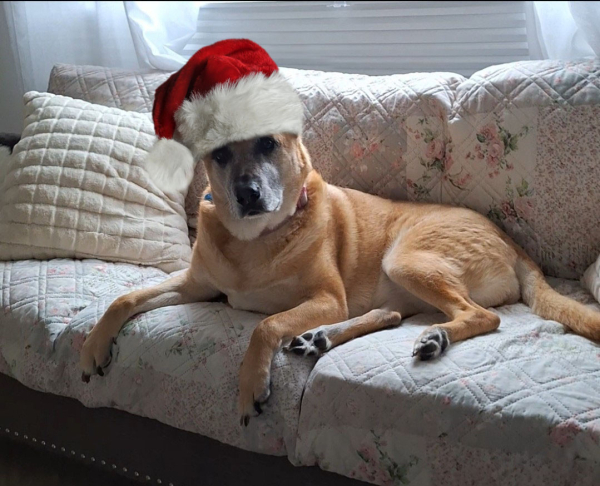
(352, 431, 419, 485)
(406, 118, 472, 201)
(487, 177, 534, 228)
(467, 116, 530, 179)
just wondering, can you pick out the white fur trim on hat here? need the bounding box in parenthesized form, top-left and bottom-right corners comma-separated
(174, 72, 303, 158)
(144, 139, 196, 196)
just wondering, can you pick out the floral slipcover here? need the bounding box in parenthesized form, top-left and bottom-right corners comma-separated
(0, 59, 593, 486)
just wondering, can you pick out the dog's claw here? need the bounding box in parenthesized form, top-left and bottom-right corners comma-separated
(96, 366, 104, 376)
(254, 401, 263, 415)
(81, 372, 90, 383)
(241, 415, 250, 427)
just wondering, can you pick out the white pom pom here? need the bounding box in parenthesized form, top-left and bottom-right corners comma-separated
(144, 139, 196, 196)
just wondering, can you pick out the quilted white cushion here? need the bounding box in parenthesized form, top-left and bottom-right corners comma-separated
(0, 92, 192, 272)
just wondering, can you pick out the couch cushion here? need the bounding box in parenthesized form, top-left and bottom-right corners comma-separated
(0, 92, 191, 273)
(0, 259, 313, 456)
(48, 64, 170, 114)
(294, 278, 600, 485)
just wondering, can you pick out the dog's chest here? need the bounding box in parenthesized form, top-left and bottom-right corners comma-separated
(218, 272, 300, 314)
(223, 275, 302, 315)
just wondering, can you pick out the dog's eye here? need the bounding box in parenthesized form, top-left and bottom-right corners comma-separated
(212, 146, 232, 166)
(256, 136, 277, 155)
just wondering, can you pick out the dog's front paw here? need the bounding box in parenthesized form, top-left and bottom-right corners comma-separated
(238, 360, 271, 427)
(80, 326, 115, 382)
(412, 327, 449, 361)
(285, 329, 331, 357)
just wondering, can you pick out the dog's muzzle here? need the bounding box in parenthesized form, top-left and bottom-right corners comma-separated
(235, 178, 266, 217)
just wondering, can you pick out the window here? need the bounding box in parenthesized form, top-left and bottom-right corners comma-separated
(183, 1, 544, 76)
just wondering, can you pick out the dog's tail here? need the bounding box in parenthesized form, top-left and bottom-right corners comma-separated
(515, 247, 600, 341)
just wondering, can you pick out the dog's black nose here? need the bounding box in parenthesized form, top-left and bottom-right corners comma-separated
(235, 180, 262, 213)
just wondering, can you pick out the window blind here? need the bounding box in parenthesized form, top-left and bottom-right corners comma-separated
(183, 1, 543, 76)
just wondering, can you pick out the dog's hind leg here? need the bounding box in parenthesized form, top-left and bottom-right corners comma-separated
(285, 309, 402, 356)
(383, 250, 500, 360)
(80, 271, 219, 381)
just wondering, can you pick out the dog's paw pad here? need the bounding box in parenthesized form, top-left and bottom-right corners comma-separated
(286, 329, 331, 357)
(413, 328, 449, 361)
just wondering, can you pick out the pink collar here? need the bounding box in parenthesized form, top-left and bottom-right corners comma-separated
(260, 185, 308, 237)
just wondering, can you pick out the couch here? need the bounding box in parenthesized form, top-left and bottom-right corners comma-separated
(1, 59, 600, 486)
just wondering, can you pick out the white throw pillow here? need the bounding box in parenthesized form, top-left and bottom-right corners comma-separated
(0, 92, 192, 273)
(583, 256, 600, 304)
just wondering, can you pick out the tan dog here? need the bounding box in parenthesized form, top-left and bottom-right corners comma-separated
(80, 133, 600, 425)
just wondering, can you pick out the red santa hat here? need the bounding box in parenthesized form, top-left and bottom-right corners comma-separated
(145, 39, 303, 195)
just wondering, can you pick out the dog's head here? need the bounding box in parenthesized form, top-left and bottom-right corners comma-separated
(201, 134, 312, 241)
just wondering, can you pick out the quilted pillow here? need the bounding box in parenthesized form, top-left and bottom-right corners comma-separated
(0, 92, 192, 272)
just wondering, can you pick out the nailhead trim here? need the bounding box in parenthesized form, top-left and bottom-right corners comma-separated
(2, 425, 175, 485)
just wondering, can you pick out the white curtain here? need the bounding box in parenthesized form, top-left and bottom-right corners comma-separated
(0, 1, 140, 133)
(2, 1, 139, 94)
(124, 1, 203, 71)
(534, 1, 600, 59)
(1, 1, 599, 134)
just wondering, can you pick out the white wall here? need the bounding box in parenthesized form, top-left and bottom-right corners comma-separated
(0, 5, 25, 134)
